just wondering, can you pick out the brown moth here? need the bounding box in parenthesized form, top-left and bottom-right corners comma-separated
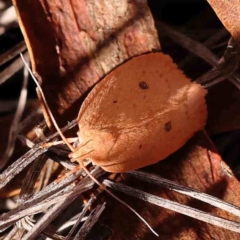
(69, 52, 207, 172)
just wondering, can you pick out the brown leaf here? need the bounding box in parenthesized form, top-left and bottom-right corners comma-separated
(12, 0, 160, 127)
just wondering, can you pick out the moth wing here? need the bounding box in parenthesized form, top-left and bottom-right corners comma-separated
(75, 53, 207, 172)
(78, 53, 190, 130)
(101, 82, 207, 172)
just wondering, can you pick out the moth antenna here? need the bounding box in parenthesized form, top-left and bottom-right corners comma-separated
(20, 53, 75, 152)
(21, 53, 158, 236)
(69, 139, 93, 159)
(70, 149, 95, 162)
(79, 160, 159, 237)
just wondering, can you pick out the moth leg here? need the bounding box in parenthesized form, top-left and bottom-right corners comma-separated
(41, 137, 79, 148)
(69, 139, 93, 159)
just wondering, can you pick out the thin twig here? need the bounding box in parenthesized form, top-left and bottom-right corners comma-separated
(128, 171, 240, 218)
(0, 51, 29, 85)
(103, 179, 240, 234)
(178, 28, 228, 68)
(20, 54, 75, 152)
(42, 229, 65, 240)
(0, 147, 48, 190)
(66, 197, 96, 240)
(0, 167, 104, 232)
(74, 203, 106, 240)
(158, 22, 240, 90)
(196, 38, 239, 88)
(0, 41, 26, 66)
(56, 215, 88, 234)
(17, 107, 43, 134)
(0, 119, 77, 189)
(3, 225, 18, 240)
(19, 154, 48, 203)
(20, 168, 103, 240)
(17, 135, 35, 148)
(42, 159, 54, 188)
(48, 153, 77, 170)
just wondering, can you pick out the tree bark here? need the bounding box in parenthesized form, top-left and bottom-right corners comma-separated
(12, 0, 160, 126)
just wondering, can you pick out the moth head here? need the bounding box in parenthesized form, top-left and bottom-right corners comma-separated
(69, 128, 116, 165)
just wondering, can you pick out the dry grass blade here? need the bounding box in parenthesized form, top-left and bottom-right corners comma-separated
(21, 197, 76, 240)
(0, 166, 104, 233)
(3, 226, 18, 240)
(40, 158, 54, 188)
(17, 135, 35, 148)
(0, 41, 26, 66)
(24, 163, 84, 204)
(0, 119, 77, 189)
(0, 178, 75, 231)
(158, 22, 218, 65)
(178, 28, 229, 68)
(196, 38, 239, 88)
(0, 147, 48, 189)
(74, 203, 106, 240)
(0, 188, 69, 232)
(66, 197, 96, 240)
(48, 152, 76, 170)
(103, 179, 240, 233)
(17, 107, 43, 134)
(20, 168, 104, 240)
(128, 171, 240, 218)
(19, 154, 48, 203)
(0, 51, 29, 85)
(41, 229, 65, 240)
(158, 21, 240, 90)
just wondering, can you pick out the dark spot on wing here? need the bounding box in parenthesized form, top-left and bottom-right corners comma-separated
(139, 81, 149, 89)
(165, 121, 172, 132)
(113, 100, 118, 104)
(139, 144, 142, 149)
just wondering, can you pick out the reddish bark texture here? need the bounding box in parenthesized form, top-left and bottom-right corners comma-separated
(12, 0, 160, 126)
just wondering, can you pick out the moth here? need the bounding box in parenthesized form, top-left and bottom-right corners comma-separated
(69, 52, 207, 172)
